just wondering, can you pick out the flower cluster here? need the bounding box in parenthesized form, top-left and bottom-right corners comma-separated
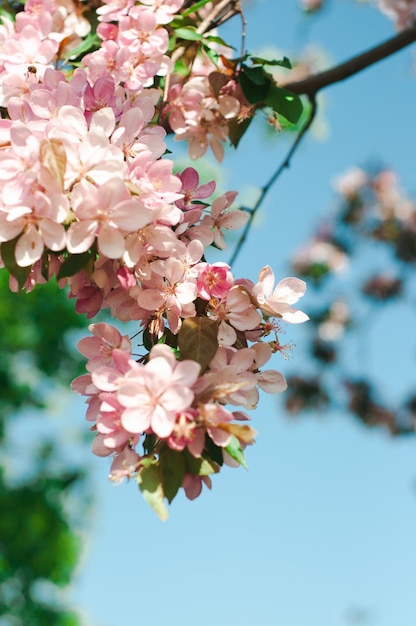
(0, 0, 308, 517)
(72, 264, 307, 516)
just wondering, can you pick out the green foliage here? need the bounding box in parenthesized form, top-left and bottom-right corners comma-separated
(181, 0, 212, 17)
(57, 250, 95, 280)
(0, 270, 86, 395)
(225, 435, 248, 469)
(239, 63, 303, 124)
(1, 238, 32, 291)
(159, 447, 186, 504)
(177, 316, 219, 372)
(63, 32, 100, 61)
(137, 461, 169, 521)
(0, 271, 90, 624)
(0, 464, 85, 625)
(183, 448, 222, 476)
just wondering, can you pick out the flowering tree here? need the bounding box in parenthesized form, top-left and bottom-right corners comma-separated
(0, 0, 415, 519)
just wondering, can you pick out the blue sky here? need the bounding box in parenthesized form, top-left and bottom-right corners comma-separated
(68, 2, 416, 625)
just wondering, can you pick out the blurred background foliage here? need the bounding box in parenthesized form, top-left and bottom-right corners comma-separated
(285, 165, 416, 437)
(0, 271, 90, 626)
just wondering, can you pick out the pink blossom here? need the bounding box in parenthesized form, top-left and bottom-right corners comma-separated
(139, 0, 184, 24)
(109, 446, 141, 483)
(167, 409, 205, 457)
(252, 266, 309, 323)
(209, 285, 262, 346)
(111, 106, 166, 160)
(204, 346, 259, 409)
(196, 262, 233, 300)
(137, 257, 197, 332)
(176, 167, 216, 210)
(182, 474, 212, 500)
(2, 25, 58, 77)
(199, 403, 234, 447)
(77, 322, 131, 372)
(117, 344, 200, 438)
(97, 0, 136, 23)
(67, 177, 151, 258)
(196, 191, 247, 249)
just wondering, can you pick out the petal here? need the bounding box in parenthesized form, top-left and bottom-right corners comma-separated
(257, 370, 287, 393)
(180, 167, 199, 190)
(112, 200, 151, 231)
(274, 277, 307, 304)
(91, 434, 113, 457)
(151, 404, 175, 438)
(98, 225, 125, 259)
(66, 220, 97, 254)
(121, 405, 152, 433)
(15, 225, 43, 267)
(38, 220, 66, 251)
(280, 307, 309, 324)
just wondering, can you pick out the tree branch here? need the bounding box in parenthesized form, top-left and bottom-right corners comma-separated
(228, 26, 416, 266)
(285, 25, 416, 96)
(228, 96, 317, 267)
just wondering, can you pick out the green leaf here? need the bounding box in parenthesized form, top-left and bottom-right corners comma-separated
(0, 9, 15, 22)
(228, 117, 252, 148)
(63, 32, 100, 61)
(264, 84, 303, 124)
(137, 463, 168, 521)
(250, 55, 292, 69)
(142, 434, 157, 455)
(160, 448, 186, 504)
(183, 450, 221, 476)
(174, 27, 203, 42)
(203, 45, 220, 67)
(205, 35, 235, 50)
(182, 0, 212, 16)
(239, 65, 270, 104)
(1, 237, 31, 291)
(177, 316, 219, 372)
(225, 435, 248, 469)
(57, 251, 93, 280)
(242, 65, 268, 86)
(204, 434, 224, 467)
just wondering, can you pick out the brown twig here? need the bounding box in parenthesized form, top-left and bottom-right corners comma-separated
(229, 25, 416, 266)
(163, 0, 241, 101)
(228, 96, 317, 268)
(285, 25, 416, 96)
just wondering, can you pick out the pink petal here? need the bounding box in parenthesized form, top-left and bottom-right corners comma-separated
(38, 220, 66, 251)
(66, 220, 97, 253)
(121, 405, 152, 433)
(15, 225, 43, 267)
(98, 225, 125, 259)
(257, 370, 287, 394)
(274, 277, 307, 304)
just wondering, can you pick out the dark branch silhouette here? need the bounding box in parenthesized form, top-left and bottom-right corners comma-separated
(229, 25, 416, 266)
(229, 96, 317, 267)
(285, 25, 416, 96)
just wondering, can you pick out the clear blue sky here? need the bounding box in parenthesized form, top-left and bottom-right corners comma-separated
(68, 2, 416, 625)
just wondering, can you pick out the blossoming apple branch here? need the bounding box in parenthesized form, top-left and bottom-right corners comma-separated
(0, 0, 413, 518)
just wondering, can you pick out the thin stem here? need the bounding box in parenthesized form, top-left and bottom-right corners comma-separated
(239, 2, 247, 59)
(164, 1, 240, 100)
(196, 0, 239, 34)
(228, 96, 317, 268)
(229, 25, 416, 266)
